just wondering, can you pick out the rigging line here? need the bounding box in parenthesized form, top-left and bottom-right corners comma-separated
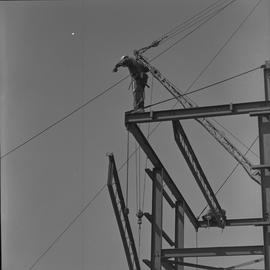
(160, 0, 226, 39)
(138, 225, 141, 260)
(162, 0, 231, 44)
(138, 143, 141, 211)
(160, 0, 229, 44)
(197, 136, 258, 219)
(142, 75, 154, 212)
(212, 118, 259, 159)
(215, 138, 258, 194)
(144, 65, 262, 109)
(184, 0, 263, 95)
(150, 0, 238, 62)
(135, 141, 139, 212)
(27, 183, 106, 270)
(142, 157, 148, 212)
(141, 0, 232, 55)
(126, 130, 130, 208)
(0, 75, 129, 160)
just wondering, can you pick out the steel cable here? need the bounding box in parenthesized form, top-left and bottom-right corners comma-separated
(144, 65, 262, 109)
(27, 183, 106, 270)
(197, 136, 258, 219)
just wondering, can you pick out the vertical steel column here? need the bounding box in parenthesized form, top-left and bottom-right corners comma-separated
(259, 60, 270, 269)
(151, 168, 163, 270)
(175, 200, 184, 270)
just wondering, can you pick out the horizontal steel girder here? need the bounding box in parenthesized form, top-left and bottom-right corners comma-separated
(126, 123, 199, 229)
(199, 218, 265, 227)
(125, 100, 270, 124)
(163, 260, 223, 270)
(162, 245, 264, 258)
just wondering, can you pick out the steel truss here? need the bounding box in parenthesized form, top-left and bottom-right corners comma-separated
(107, 63, 270, 270)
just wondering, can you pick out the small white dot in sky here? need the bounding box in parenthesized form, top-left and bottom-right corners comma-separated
(71, 32, 75, 36)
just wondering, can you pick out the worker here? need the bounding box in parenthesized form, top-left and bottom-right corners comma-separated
(113, 55, 149, 112)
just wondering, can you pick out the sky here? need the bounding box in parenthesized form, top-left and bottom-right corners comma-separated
(1, 0, 270, 269)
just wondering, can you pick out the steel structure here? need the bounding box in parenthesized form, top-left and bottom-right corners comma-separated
(257, 60, 270, 269)
(125, 100, 270, 124)
(134, 52, 261, 185)
(108, 62, 270, 269)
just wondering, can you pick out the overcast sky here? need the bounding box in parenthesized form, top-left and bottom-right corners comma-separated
(1, 0, 270, 269)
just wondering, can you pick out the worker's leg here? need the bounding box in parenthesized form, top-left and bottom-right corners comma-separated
(133, 83, 145, 111)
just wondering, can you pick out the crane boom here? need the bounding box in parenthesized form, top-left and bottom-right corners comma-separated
(135, 52, 261, 185)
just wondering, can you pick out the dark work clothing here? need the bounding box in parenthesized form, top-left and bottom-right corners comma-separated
(114, 57, 149, 79)
(132, 80, 145, 110)
(113, 57, 149, 110)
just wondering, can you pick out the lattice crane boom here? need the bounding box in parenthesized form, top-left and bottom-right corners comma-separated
(135, 52, 261, 185)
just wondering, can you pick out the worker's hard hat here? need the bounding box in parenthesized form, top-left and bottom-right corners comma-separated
(120, 55, 129, 61)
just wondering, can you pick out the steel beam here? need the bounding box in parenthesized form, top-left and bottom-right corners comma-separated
(151, 168, 163, 270)
(173, 120, 226, 228)
(125, 101, 270, 124)
(252, 164, 270, 170)
(162, 245, 264, 258)
(163, 260, 223, 270)
(144, 212, 175, 247)
(107, 154, 140, 270)
(199, 218, 264, 227)
(259, 61, 270, 269)
(175, 200, 184, 270)
(126, 123, 200, 229)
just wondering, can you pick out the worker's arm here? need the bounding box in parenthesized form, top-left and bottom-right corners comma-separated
(112, 63, 121, 72)
(113, 59, 127, 72)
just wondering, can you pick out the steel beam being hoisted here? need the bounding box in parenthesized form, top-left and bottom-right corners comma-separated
(107, 154, 141, 270)
(134, 52, 261, 185)
(172, 120, 226, 228)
